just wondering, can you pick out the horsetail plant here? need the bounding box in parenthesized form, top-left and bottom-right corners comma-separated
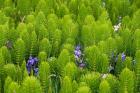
(4, 76, 12, 93)
(7, 81, 20, 93)
(39, 38, 52, 57)
(119, 67, 135, 93)
(99, 80, 111, 93)
(14, 38, 25, 65)
(135, 50, 140, 93)
(22, 76, 42, 93)
(39, 61, 50, 93)
(60, 76, 72, 93)
(76, 85, 91, 93)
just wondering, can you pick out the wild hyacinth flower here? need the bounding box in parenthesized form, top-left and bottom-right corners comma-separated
(79, 63, 86, 69)
(34, 68, 39, 76)
(26, 56, 39, 75)
(121, 52, 126, 61)
(74, 45, 86, 69)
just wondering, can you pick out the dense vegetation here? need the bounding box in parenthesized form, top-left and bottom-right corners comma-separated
(0, 0, 140, 93)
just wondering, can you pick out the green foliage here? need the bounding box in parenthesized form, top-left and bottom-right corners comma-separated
(7, 81, 20, 93)
(39, 62, 50, 93)
(105, 74, 119, 93)
(4, 77, 12, 93)
(0, 11, 9, 24)
(76, 85, 91, 93)
(22, 76, 42, 93)
(99, 54, 109, 73)
(90, 0, 102, 20)
(115, 36, 124, 53)
(14, 38, 25, 65)
(134, 29, 140, 51)
(63, 62, 78, 80)
(47, 14, 59, 42)
(39, 38, 52, 57)
(117, 0, 131, 17)
(30, 31, 38, 56)
(20, 26, 30, 59)
(60, 76, 72, 93)
(35, 0, 49, 16)
(0, 46, 11, 64)
(56, 3, 69, 18)
(0, 25, 7, 48)
(105, 37, 117, 57)
(17, 0, 31, 16)
(123, 57, 133, 70)
(81, 22, 95, 47)
(135, 50, 140, 92)
(119, 68, 135, 93)
(132, 9, 140, 30)
(80, 72, 100, 93)
(38, 52, 47, 62)
(57, 49, 70, 74)
(35, 11, 47, 37)
(120, 28, 132, 56)
(51, 29, 62, 56)
(99, 80, 111, 93)
(115, 53, 124, 76)
(4, 64, 17, 81)
(84, 45, 100, 71)
(0, 49, 5, 93)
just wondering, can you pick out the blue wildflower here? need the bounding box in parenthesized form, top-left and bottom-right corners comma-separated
(26, 56, 39, 76)
(34, 68, 39, 76)
(75, 45, 81, 50)
(122, 52, 126, 61)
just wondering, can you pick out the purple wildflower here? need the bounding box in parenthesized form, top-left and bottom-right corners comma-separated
(74, 50, 82, 57)
(26, 56, 39, 76)
(121, 52, 126, 61)
(75, 45, 81, 50)
(34, 68, 39, 76)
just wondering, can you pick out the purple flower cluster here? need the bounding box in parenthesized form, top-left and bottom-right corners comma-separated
(121, 52, 126, 61)
(26, 56, 39, 76)
(74, 45, 86, 69)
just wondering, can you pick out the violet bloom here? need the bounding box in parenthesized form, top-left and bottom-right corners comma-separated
(79, 63, 86, 68)
(34, 68, 39, 76)
(26, 56, 39, 75)
(75, 45, 81, 50)
(122, 52, 126, 61)
(74, 50, 82, 57)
